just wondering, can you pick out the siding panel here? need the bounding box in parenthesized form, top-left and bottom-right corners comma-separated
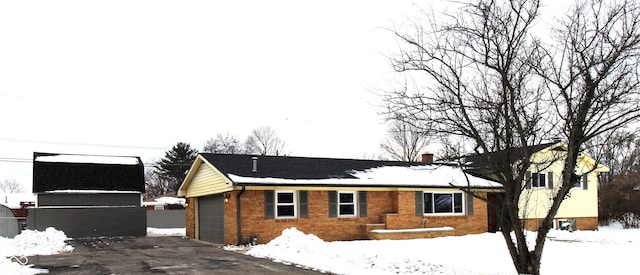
(186, 164, 232, 197)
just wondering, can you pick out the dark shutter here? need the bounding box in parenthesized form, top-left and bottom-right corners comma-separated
(525, 172, 532, 189)
(264, 190, 274, 219)
(299, 191, 308, 218)
(328, 191, 337, 218)
(548, 172, 554, 189)
(415, 191, 424, 216)
(358, 191, 367, 217)
(466, 192, 474, 215)
(583, 174, 588, 190)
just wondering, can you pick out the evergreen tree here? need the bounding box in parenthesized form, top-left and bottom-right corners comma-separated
(155, 142, 198, 192)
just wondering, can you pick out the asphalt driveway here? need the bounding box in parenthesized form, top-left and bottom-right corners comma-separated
(28, 236, 323, 274)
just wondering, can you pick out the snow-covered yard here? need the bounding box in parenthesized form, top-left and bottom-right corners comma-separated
(2, 224, 638, 274)
(245, 223, 640, 274)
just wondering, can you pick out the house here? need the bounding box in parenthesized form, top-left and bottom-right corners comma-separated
(0, 192, 36, 229)
(28, 152, 147, 238)
(143, 196, 186, 229)
(177, 154, 502, 245)
(143, 196, 186, 211)
(464, 142, 609, 231)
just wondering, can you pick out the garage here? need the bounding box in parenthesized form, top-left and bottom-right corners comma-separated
(198, 194, 224, 243)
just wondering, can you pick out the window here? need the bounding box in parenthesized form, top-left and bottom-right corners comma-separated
(275, 190, 296, 218)
(573, 174, 587, 189)
(153, 205, 164, 211)
(423, 192, 463, 215)
(531, 172, 546, 188)
(338, 191, 357, 217)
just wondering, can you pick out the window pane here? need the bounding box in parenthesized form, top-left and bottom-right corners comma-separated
(434, 194, 452, 213)
(277, 192, 294, 203)
(424, 193, 433, 213)
(454, 193, 463, 213)
(538, 174, 546, 188)
(277, 205, 295, 217)
(339, 193, 354, 203)
(339, 205, 355, 215)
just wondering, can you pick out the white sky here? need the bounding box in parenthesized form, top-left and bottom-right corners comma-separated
(0, 1, 570, 191)
(0, 0, 424, 190)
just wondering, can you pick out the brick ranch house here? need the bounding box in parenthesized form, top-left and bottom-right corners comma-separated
(177, 154, 502, 245)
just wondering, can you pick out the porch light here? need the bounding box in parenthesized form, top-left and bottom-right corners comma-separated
(224, 193, 231, 203)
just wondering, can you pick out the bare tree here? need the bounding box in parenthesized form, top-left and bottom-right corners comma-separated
(144, 166, 171, 199)
(380, 117, 431, 162)
(0, 179, 24, 193)
(203, 132, 244, 154)
(530, 1, 640, 270)
(384, 0, 640, 274)
(245, 126, 288, 156)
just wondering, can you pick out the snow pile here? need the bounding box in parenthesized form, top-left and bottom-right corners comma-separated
(247, 226, 640, 274)
(247, 227, 478, 274)
(147, 227, 186, 237)
(0, 227, 73, 274)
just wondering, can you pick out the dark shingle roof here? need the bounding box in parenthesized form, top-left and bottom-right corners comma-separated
(199, 154, 422, 179)
(463, 142, 561, 168)
(32, 152, 145, 193)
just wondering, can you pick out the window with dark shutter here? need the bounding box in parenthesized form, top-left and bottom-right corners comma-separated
(328, 191, 337, 218)
(299, 191, 308, 218)
(264, 190, 274, 218)
(358, 191, 367, 217)
(415, 191, 424, 216)
(421, 191, 465, 215)
(466, 192, 474, 215)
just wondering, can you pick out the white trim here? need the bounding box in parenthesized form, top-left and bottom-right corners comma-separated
(337, 191, 357, 218)
(371, 227, 454, 233)
(531, 172, 547, 189)
(275, 190, 297, 218)
(423, 191, 465, 216)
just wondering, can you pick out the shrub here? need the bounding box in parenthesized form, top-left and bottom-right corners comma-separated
(616, 212, 640, 229)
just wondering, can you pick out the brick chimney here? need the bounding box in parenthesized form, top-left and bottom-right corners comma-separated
(421, 153, 434, 164)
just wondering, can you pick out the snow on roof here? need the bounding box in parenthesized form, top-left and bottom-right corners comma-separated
(228, 165, 501, 188)
(142, 196, 186, 206)
(35, 154, 140, 165)
(43, 190, 141, 194)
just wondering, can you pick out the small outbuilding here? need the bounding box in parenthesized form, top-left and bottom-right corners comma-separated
(28, 152, 147, 238)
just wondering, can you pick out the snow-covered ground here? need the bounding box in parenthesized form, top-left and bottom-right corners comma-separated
(3, 224, 638, 274)
(246, 223, 640, 274)
(0, 227, 73, 275)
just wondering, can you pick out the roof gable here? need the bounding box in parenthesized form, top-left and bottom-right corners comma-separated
(33, 152, 145, 193)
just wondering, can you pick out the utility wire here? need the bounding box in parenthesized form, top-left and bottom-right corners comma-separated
(0, 137, 168, 151)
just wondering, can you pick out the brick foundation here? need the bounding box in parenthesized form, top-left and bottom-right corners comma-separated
(521, 216, 598, 231)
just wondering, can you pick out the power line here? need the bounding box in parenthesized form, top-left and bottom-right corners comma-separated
(0, 157, 164, 167)
(0, 137, 168, 151)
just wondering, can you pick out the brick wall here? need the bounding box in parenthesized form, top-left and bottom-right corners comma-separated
(521, 216, 598, 231)
(221, 189, 492, 244)
(185, 198, 196, 239)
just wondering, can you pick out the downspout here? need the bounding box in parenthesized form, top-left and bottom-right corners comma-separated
(235, 184, 246, 245)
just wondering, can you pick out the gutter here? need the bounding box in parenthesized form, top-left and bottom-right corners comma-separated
(235, 184, 246, 245)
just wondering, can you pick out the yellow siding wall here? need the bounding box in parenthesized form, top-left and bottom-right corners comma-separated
(519, 150, 599, 219)
(185, 164, 232, 198)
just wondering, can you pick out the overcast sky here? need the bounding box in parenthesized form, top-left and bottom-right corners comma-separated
(0, 1, 571, 192)
(0, 1, 432, 190)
